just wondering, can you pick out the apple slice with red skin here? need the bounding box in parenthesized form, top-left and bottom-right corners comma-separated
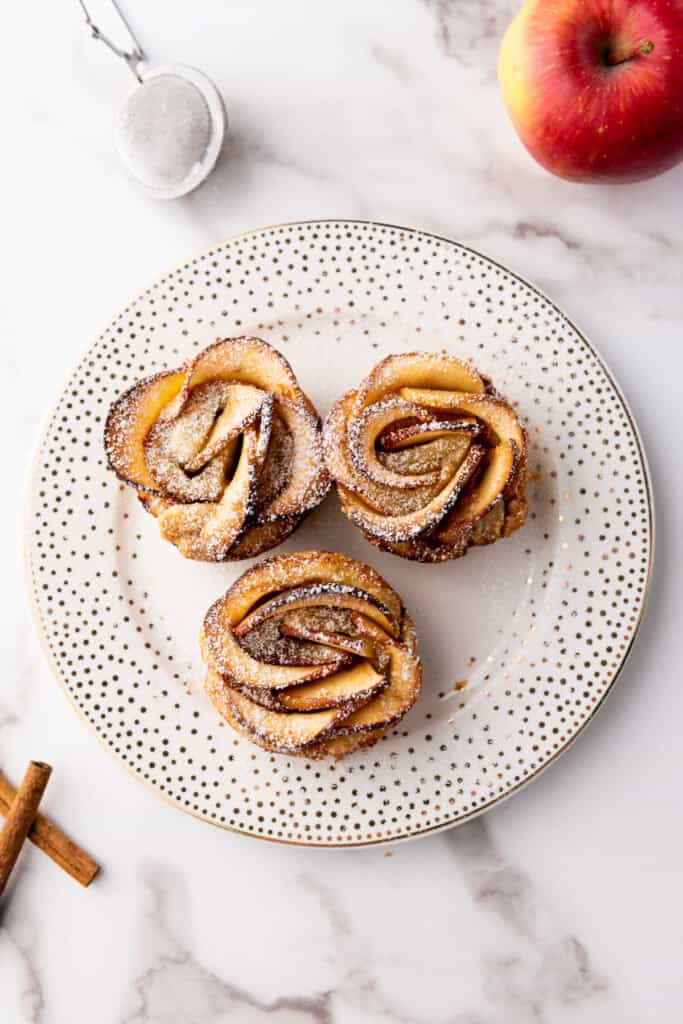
(325, 399, 443, 516)
(398, 388, 526, 522)
(324, 395, 451, 514)
(379, 417, 482, 451)
(347, 398, 441, 489)
(324, 353, 485, 502)
(338, 443, 485, 543)
(398, 389, 524, 445)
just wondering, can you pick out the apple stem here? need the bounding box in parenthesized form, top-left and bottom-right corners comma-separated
(605, 39, 655, 66)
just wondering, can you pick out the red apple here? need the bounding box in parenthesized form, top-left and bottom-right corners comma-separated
(498, 0, 683, 183)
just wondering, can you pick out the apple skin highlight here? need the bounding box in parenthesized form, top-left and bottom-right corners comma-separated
(498, 0, 683, 183)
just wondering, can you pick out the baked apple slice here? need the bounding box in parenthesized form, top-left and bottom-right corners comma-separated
(201, 551, 421, 759)
(323, 354, 528, 562)
(104, 337, 329, 561)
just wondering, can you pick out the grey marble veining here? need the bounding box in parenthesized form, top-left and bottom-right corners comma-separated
(122, 868, 334, 1024)
(1, 1, 682, 1021)
(424, 0, 515, 67)
(445, 821, 609, 1020)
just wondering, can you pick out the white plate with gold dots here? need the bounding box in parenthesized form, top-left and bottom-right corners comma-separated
(23, 220, 653, 847)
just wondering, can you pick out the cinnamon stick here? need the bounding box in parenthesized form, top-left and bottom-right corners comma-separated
(0, 769, 99, 888)
(0, 761, 52, 896)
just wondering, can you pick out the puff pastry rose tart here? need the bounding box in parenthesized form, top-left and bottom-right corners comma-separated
(324, 353, 528, 562)
(104, 338, 329, 561)
(200, 551, 421, 759)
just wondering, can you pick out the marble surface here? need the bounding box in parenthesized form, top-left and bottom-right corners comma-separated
(1, 1, 682, 1020)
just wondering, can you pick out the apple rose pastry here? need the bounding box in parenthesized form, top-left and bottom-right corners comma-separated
(104, 338, 329, 561)
(200, 551, 421, 759)
(324, 353, 528, 562)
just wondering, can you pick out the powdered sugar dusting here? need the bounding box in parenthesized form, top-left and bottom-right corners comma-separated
(104, 337, 329, 561)
(201, 552, 421, 759)
(322, 352, 528, 560)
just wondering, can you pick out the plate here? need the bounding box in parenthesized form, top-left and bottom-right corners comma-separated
(23, 220, 653, 846)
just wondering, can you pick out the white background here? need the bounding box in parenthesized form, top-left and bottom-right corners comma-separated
(1, 2, 681, 1021)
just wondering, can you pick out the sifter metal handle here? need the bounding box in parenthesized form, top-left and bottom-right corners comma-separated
(76, 0, 145, 81)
